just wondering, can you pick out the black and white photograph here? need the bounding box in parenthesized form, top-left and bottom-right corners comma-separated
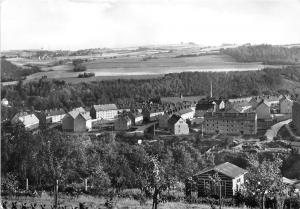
(1, 0, 300, 208)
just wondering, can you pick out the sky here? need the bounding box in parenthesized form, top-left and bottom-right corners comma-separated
(1, 0, 300, 50)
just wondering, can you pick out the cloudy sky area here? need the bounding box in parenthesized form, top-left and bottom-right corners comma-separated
(1, 0, 300, 50)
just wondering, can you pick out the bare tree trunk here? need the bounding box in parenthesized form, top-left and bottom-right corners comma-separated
(152, 187, 159, 209)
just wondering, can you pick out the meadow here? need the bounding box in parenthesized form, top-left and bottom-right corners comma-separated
(2, 194, 246, 209)
(6, 54, 266, 84)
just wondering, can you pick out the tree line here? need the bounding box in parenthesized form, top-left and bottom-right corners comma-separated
(221, 45, 300, 64)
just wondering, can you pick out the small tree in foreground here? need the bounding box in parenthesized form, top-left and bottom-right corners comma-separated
(244, 154, 287, 209)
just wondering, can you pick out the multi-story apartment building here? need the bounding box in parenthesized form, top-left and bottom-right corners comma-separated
(90, 104, 118, 120)
(203, 112, 257, 135)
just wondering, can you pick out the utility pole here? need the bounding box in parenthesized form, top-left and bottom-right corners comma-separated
(210, 80, 212, 98)
(84, 179, 88, 192)
(201, 124, 204, 137)
(26, 178, 29, 191)
(54, 180, 58, 209)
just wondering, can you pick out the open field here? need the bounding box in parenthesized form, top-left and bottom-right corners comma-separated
(4, 54, 267, 84)
(2, 195, 245, 209)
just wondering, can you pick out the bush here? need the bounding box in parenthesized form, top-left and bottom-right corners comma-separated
(1, 173, 19, 195)
(285, 197, 300, 209)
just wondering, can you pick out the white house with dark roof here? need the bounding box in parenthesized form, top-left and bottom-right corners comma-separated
(62, 108, 91, 132)
(168, 114, 189, 135)
(11, 112, 39, 130)
(279, 96, 293, 114)
(187, 162, 247, 197)
(90, 104, 118, 120)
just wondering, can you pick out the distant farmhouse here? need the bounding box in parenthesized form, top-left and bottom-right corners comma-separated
(11, 112, 39, 130)
(90, 104, 118, 120)
(186, 162, 247, 198)
(204, 112, 257, 135)
(168, 114, 189, 135)
(62, 108, 91, 132)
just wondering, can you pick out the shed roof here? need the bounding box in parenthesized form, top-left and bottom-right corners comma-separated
(195, 162, 247, 179)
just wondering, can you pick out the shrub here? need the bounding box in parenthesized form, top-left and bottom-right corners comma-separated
(1, 173, 19, 195)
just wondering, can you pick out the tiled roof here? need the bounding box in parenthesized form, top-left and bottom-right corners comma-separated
(177, 108, 193, 115)
(68, 107, 89, 120)
(195, 162, 247, 179)
(168, 114, 182, 125)
(93, 104, 118, 111)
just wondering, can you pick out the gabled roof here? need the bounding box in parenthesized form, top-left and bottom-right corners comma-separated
(80, 112, 91, 120)
(168, 114, 182, 125)
(68, 107, 88, 119)
(12, 113, 39, 126)
(93, 104, 118, 111)
(195, 162, 247, 179)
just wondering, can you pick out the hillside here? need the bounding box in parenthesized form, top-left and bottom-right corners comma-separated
(221, 44, 300, 65)
(2, 66, 300, 111)
(1, 58, 41, 82)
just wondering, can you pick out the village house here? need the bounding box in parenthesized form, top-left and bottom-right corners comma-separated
(279, 96, 293, 114)
(90, 104, 118, 120)
(128, 111, 143, 125)
(142, 107, 165, 122)
(114, 115, 132, 131)
(11, 112, 39, 130)
(292, 100, 300, 136)
(228, 97, 253, 104)
(254, 100, 272, 120)
(203, 112, 257, 135)
(62, 109, 91, 132)
(195, 99, 216, 117)
(250, 95, 282, 112)
(160, 95, 204, 106)
(168, 114, 189, 135)
(177, 108, 195, 120)
(1, 98, 9, 106)
(186, 162, 247, 198)
(45, 108, 66, 123)
(159, 112, 172, 129)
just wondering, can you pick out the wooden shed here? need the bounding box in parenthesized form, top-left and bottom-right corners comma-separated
(186, 162, 247, 198)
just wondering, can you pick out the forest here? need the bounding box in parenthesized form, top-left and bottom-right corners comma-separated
(2, 66, 295, 117)
(1, 123, 299, 208)
(221, 45, 300, 64)
(1, 59, 41, 82)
